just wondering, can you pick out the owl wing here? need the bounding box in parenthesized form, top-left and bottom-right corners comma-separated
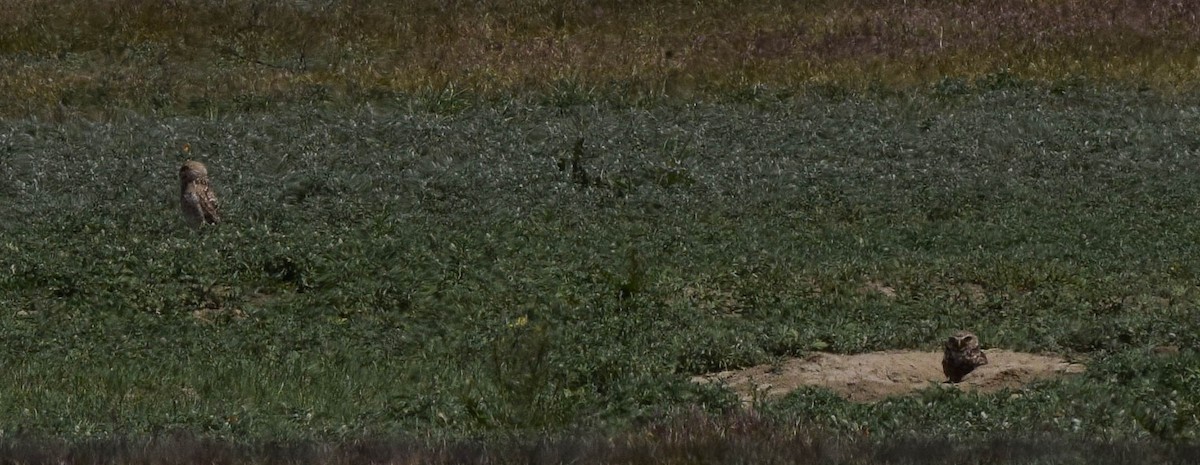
(200, 184, 220, 224)
(970, 348, 989, 366)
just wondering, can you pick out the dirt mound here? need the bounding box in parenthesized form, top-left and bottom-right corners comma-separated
(692, 350, 1085, 403)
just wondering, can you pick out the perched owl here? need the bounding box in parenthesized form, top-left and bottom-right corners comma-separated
(942, 330, 988, 383)
(179, 160, 220, 228)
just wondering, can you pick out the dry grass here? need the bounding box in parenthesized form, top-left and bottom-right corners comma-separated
(1, 0, 1198, 117)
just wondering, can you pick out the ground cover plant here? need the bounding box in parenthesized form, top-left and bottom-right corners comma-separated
(5, 82, 1200, 456)
(3, 0, 1200, 463)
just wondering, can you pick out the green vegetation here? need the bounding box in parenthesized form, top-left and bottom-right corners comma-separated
(3, 0, 1200, 462)
(6, 85, 1200, 442)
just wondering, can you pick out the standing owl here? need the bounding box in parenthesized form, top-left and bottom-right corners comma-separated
(942, 330, 988, 383)
(179, 160, 220, 228)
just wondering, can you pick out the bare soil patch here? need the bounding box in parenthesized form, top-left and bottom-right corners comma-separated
(692, 350, 1085, 403)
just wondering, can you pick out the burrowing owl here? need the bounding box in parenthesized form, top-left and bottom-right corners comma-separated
(942, 330, 988, 383)
(179, 160, 220, 228)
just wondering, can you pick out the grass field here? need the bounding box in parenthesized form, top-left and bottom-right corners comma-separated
(3, 0, 1200, 118)
(3, 0, 1200, 463)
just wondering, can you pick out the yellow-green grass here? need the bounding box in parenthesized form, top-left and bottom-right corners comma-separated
(2, 0, 1199, 117)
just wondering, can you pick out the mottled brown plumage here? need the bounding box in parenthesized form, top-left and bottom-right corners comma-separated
(179, 160, 220, 228)
(942, 330, 988, 383)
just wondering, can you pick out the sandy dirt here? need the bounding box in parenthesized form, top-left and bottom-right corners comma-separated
(691, 349, 1086, 403)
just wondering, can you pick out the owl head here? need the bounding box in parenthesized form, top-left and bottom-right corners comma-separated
(946, 331, 978, 351)
(180, 160, 209, 183)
